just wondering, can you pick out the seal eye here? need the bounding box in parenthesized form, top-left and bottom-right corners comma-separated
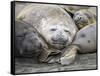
(50, 28, 57, 31)
(64, 30, 69, 33)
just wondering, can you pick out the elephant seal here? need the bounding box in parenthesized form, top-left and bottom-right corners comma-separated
(17, 4, 78, 50)
(16, 4, 79, 63)
(15, 20, 48, 57)
(16, 4, 96, 65)
(72, 23, 96, 53)
(59, 5, 89, 18)
(73, 9, 96, 29)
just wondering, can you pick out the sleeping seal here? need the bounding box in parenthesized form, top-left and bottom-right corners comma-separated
(17, 4, 77, 52)
(16, 4, 78, 63)
(73, 9, 96, 29)
(16, 4, 96, 65)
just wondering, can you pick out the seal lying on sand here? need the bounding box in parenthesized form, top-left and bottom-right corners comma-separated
(16, 4, 96, 65)
(16, 4, 78, 61)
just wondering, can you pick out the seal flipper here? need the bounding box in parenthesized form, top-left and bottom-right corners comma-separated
(60, 45, 79, 65)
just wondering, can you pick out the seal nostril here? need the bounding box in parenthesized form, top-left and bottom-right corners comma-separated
(78, 16, 81, 20)
(52, 37, 67, 44)
(52, 38, 57, 42)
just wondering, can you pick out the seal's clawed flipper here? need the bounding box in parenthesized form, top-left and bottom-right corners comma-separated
(47, 45, 80, 65)
(60, 45, 79, 65)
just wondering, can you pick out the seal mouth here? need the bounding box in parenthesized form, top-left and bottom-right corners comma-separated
(52, 42, 66, 45)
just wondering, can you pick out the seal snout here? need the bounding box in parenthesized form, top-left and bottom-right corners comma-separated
(51, 37, 68, 45)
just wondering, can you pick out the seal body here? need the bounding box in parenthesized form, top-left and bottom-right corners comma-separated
(17, 4, 78, 50)
(15, 20, 47, 57)
(72, 23, 96, 53)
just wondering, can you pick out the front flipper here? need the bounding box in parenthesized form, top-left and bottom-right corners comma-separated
(60, 45, 79, 65)
(47, 45, 79, 65)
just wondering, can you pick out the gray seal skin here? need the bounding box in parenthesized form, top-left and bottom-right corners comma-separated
(73, 9, 96, 29)
(15, 20, 61, 62)
(15, 2, 29, 18)
(15, 20, 48, 57)
(16, 4, 78, 63)
(17, 4, 78, 50)
(16, 4, 96, 65)
(72, 23, 96, 53)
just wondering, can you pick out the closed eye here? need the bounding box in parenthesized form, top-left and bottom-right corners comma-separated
(64, 30, 69, 32)
(64, 30, 71, 35)
(50, 28, 57, 31)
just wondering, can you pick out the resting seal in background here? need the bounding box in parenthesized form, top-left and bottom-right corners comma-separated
(59, 5, 89, 15)
(72, 23, 96, 53)
(73, 9, 96, 29)
(59, 5, 96, 29)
